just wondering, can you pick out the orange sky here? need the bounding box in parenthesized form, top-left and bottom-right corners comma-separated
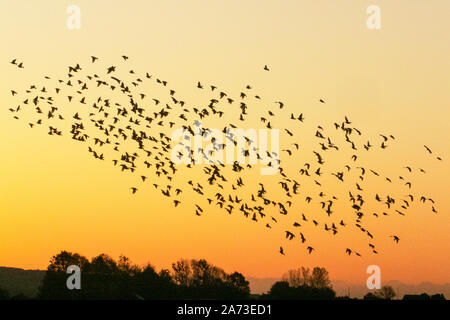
(0, 1, 449, 285)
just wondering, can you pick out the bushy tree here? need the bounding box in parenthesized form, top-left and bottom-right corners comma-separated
(265, 280, 336, 300)
(225, 272, 251, 298)
(375, 286, 396, 300)
(282, 267, 310, 287)
(171, 259, 192, 287)
(266, 266, 335, 300)
(310, 267, 332, 289)
(282, 266, 332, 289)
(38, 251, 89, 299)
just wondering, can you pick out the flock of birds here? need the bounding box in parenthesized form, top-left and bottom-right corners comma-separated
(8, 56, 443, 257)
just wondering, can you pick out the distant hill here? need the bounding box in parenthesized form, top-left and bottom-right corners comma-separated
(247, 276, 450, 299)
(247, 277, 281, 295)
(0, 267, 45, 298)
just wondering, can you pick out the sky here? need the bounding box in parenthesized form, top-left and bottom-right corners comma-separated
(0, 1, 449, 285)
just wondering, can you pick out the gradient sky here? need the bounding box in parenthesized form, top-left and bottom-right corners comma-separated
(1, 1, 449, 285)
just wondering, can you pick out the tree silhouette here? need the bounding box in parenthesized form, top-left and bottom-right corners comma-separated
(47, 250, 89, 272)
(171, 258, 250, 299)
(310, 267, 332, 289)
(9, 253, 448, 300)
(375, 286, 396, 300)
(133, 265, 176, 300)
(267, 281, 291, 298)
(39, 251, 89, 299)
(225, 272, 251, 297)
(265, 266, 335, 300)
(282, 267, 310, 287)
(171, 259, 192, 287)
(282, 266, 331, 289)
(38, 251, 250, 300)
(264, 280, 336, 300)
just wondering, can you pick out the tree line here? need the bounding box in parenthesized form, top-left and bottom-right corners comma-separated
(0, 251, 446, 300)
